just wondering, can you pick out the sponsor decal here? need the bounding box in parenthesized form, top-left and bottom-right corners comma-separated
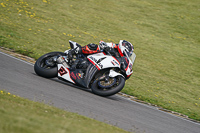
(76, 73, 82, 79)
(113, 59, 119, 65)
(111, 59, 119, 66)
(58, 66, 68, 76)
(71, 72, 76, 80)
(88, 56, 103, 69)
(111, 61, 115, 66)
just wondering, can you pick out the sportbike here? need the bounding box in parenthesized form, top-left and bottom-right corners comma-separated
(34, 40, 136, 96)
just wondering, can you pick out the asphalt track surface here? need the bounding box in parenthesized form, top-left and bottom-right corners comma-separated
(0, 51, 200, 133)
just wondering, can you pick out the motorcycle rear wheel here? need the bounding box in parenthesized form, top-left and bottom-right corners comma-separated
(34, 52, 65, 78)
(91, 70, 125, 97)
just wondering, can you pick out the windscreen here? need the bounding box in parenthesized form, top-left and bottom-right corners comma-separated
(130, 52, 136, 64)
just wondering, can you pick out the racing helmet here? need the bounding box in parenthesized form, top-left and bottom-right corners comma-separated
(119, 40, 134, 57)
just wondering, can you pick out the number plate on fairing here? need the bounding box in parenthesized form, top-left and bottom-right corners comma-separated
(58, 64, 75, 83)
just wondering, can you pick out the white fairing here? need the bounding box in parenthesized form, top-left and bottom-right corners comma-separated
(87, 53, 120, 70)
(57, 64, 75, 83)
(126, 60, 133, 76)
(109, 69, 124, 78)
(125, 55, 134, 77)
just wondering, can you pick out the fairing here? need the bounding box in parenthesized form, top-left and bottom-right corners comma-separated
(58, 64, 75, 84)
(123, 51, 136, 77)
(87, 53, 120, 70)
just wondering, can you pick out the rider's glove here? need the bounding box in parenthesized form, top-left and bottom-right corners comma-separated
(99, 40, 107, 50)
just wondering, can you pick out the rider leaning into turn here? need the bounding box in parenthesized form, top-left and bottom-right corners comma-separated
(65, 40, 134, 77)
(66, 40, 134, 59)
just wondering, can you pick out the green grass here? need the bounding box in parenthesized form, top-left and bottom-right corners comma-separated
(0, 0, 200, 121)
(0, 90, 130, 133)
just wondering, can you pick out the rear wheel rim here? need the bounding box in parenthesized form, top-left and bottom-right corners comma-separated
(39, 56, 56, 69)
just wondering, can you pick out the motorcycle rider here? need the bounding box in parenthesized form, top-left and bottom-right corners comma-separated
(66, 40, 134, 59)
(65, 40, 134, 76)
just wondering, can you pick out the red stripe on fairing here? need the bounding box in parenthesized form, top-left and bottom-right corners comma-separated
(96, 65, 100, 70)
(112, 56, 120, 66)
(88, 58, 100, 70)
(127, 73, 132, 78)
(117, 46, 124, 57)
(88, 58, 95, 65)
(125, 63, 129, 71)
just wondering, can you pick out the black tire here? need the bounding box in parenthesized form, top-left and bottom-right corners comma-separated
(34, 52, 65, 78)
(91, 70, 125, 97)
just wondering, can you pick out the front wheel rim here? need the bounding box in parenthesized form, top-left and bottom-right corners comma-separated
(98, 77, 117, 88)
(95, 76, 121, 91)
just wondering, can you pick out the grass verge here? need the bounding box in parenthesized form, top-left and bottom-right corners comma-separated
(0, 90, 129, 133)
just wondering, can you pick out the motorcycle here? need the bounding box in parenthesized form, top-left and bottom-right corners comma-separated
(34, 40, 136, 96)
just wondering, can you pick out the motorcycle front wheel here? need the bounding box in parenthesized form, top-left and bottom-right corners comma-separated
(34, 52, 65, 78)
(91, 70, 125, 97)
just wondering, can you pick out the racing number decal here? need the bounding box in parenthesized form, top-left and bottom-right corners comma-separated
(58, 66, 68, 76)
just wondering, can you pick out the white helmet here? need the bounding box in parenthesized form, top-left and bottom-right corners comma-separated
(118, 40, 134, 57)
